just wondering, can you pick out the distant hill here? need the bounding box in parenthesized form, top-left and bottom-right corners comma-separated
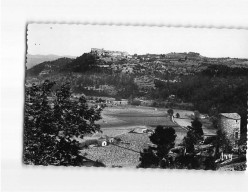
(26, 57, 74, 77)
(26, 54, 76, 69)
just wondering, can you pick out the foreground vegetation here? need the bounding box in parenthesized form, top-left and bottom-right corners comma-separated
(24, 80, 102, 165)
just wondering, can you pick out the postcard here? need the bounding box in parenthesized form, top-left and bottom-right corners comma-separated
(24, 24, 247, 171)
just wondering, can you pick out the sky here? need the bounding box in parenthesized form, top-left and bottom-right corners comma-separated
(27, 24, 248, 58)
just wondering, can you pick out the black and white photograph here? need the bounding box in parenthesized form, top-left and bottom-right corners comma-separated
(23, 23, 247, 171)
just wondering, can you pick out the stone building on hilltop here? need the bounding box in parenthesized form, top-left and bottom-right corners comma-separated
(218, 113, 241, 149)
(91, 48, 129, 58)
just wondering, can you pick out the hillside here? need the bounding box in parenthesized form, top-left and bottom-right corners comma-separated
(26, 54, 76, 69)
(63, 53, 98, 72)
(25, 48, 248, 99)
(26, 57, 74, 77)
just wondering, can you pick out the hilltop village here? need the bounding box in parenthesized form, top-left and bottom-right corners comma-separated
(27, 48, 248, 96)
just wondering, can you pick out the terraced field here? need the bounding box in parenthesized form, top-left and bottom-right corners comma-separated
(82, 133, 151, 167)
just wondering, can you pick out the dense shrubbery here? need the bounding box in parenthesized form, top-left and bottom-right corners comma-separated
(201, 64, 248, 77)
(23, 80, 102, 166)
(138, 119, 237, 170)
(63, 53, 97, 72)
(27, 58, 73, 76)
(73, 72, 140, 99)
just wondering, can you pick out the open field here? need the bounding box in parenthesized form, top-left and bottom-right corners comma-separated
(81, 105, 218, 167)
(97, 106, 169, 127)
(96, 106, 187, 144)
(81, 105, 189, 167)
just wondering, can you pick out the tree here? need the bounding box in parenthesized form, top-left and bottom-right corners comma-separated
(194, 110, 200, 119)
(204, 156, 217, 170)
(138, 148, 159, 168)
(167, 109, 174, 119)
(214, 129, 233, 158)
(189, 118, 204, 138)
(178, 129, 205, 169)
(178, 118, 219, 170)
(182, 130, 198, 154)
(23, 80, 102, 166)
(138, 126, 177, 168)
(176, 118, 204, 168)
(182, 119, 203, 153)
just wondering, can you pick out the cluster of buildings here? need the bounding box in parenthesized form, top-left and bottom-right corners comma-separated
(87, 96, 129, 106)
(93, 49, 206, 77)
(91, 48, 130, 58)
(82, 84, 117, 96)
